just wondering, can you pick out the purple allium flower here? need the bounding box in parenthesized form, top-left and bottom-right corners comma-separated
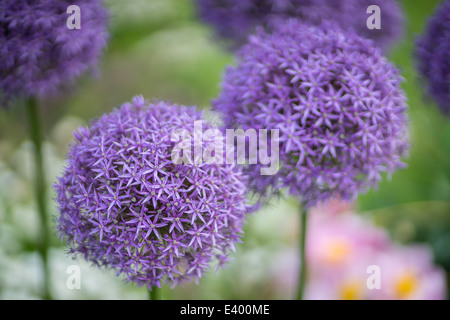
(0, 0, 108, 105)
(55, 96, 250, 289)
(213, 20, 409, 207)
(415, 0, 450, 116)
(196, 0, 404, 51)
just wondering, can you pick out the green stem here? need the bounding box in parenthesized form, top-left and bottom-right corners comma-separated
(149, 286, 159, 300)
(26, 97, 52, 300)
(296, 205, 308, 300)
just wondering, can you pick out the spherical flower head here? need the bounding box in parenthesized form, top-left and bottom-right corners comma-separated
(196, 0, 404, 52)
(415, 0, 450, 116)
(213, 20, 409, 207)
(0, 0, 108, 105)
(55, 96, 250, 289)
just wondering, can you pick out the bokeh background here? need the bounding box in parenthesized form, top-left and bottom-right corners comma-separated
(0, 0, 449, 299)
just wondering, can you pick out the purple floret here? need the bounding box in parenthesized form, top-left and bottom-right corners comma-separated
(213, 20, 409, 207)
(196, 0, 404, 52)
(55, 96, 250, 289)
(0, 0, 108, 104)
(415, 0, 450, 116)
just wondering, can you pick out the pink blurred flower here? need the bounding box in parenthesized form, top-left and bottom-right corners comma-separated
(304, 244, 447, 300)
(371, 245, 447, 300)
(309, 197, 355, 216)
(268, 203, 447, 300)
(306, 210, 389, 273)
(304, 256, 373, 300)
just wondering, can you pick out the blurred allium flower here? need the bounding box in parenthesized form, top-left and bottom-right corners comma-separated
(0, 0, 108, 104)
(196, 0, 404, 51)
(415, 0, 450, 116)
(55, 96, 250, 289)
(214, 20, 409, 206)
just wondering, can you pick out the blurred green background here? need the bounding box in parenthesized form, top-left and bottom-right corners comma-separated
(0, 0, 449, 299)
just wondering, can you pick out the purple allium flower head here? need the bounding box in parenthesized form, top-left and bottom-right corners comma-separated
(213, 20, 409, 207)
(55, 96, 250, 289)
(415, 0, 450, 116)
(196, 0, 404, 52)
(0, 0, 108, 105)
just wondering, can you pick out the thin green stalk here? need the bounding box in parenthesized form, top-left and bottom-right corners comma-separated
(26, 97, 52, 300)
(296, 205, 308, 300)
(149, 286, 159, 300)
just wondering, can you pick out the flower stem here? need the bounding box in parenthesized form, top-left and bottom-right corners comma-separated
(296, 205, 308, 300)
(25, 97, 52, 300)
(149, 286, 159, 300)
